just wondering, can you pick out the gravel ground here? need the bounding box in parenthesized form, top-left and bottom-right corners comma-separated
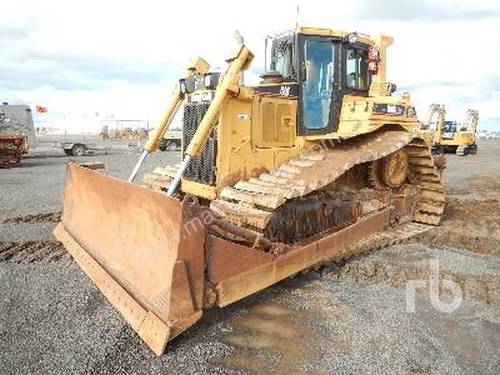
(0, 137, 499, 374)
(0, 135, 179, 241)
(1, 255, 498, 374)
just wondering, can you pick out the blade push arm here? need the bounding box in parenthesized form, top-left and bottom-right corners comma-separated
(128, 57, 210, 183)
(166, 44, 254, 196)
(143, 85, 183, 154)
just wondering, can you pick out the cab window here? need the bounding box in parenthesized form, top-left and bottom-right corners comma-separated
(346, 48, 370, 90)
(443, 121, 457, 133)
(302, 39, 335, 130)
(271, 40, 295, 79)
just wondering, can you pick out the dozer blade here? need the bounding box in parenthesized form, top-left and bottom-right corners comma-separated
(54, 163, 206, 354)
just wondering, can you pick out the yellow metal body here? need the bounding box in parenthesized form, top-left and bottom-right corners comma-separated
(185, 45, 254, 158)
(430, 106, 479, 154)
(417, 104, 445, 147)
(53, 27, 444, 355)
(454, 109, 479, 147)
(180, 30, 420, 200)
(439, 132, 474, 148)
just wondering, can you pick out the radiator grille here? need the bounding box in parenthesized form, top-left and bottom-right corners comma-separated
(182, 102, 217, 185)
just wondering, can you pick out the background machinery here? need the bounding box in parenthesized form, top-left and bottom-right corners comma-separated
(54, 27, 446, 354)
(0, 103, 37, 167)
(455, 109, 479, 155)
(158, 129, 182, 151)
(433, 107, 479, 156)
(416, 103, 447, 172)
(418, 103, 445, 150)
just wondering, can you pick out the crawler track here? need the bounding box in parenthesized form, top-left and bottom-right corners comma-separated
(144, 129, 445, 247)
(308, 221, 434, 273)
(211, 130, 445, 235)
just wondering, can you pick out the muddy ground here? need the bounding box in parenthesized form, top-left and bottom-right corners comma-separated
(0, 137, 499, 374)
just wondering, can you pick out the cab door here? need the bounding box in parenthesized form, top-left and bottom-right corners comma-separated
(297, 35, 341, 136)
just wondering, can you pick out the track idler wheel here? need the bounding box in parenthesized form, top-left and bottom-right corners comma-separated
(369, 150, 409, 189)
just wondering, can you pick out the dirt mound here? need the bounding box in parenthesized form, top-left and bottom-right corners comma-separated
(0, 241, 68, 263)
(415, 199, 500, 255)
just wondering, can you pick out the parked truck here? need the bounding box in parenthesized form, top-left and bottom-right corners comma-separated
(158, 129, 182, 151)
(0, 103, 37, 167)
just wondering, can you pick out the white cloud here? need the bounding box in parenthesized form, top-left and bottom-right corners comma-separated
(1, 0, 499, 132)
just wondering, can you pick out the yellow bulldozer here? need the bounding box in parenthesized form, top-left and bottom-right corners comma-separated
(433, 108, 479, 156)
(54, 27, 446, 354)
(418, 104, 479, 156)
(418, 103, 446, 148)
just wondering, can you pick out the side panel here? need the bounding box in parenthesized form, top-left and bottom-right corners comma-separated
(0, 134, 24, 166)
(215, 97, 306, 189)
(252, 96, 296, 147)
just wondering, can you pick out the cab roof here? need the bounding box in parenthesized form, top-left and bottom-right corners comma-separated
(297, 26, 375, 45)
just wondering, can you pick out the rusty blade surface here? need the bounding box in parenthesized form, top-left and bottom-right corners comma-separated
(54, 163, 206, 354)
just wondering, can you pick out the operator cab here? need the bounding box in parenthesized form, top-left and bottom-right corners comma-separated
(442, 120, 458, 139)
(262, 29, 378, 136)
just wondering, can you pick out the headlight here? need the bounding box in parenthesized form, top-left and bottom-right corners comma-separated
(204, 72, 220, 90)
(180, 77, 196, 95)
(204, 74, 212, 87)
(179, 79, 187, 95)
(194, 75, 205, 91)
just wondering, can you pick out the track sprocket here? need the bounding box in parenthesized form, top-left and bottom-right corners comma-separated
(368, 149, 409, 189)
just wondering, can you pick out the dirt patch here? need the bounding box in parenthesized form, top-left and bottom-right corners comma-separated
(333, 256, 500, 306)
(410, 171, 500, 255)
(3, 212, 61, 224)
(415, 199, 500, 255)
(219, 303, 334, 374)
(449, 172, 500, 199)
(0, 241, 68, 263)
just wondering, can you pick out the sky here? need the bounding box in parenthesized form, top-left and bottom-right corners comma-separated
(1, 0, 499, 132)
